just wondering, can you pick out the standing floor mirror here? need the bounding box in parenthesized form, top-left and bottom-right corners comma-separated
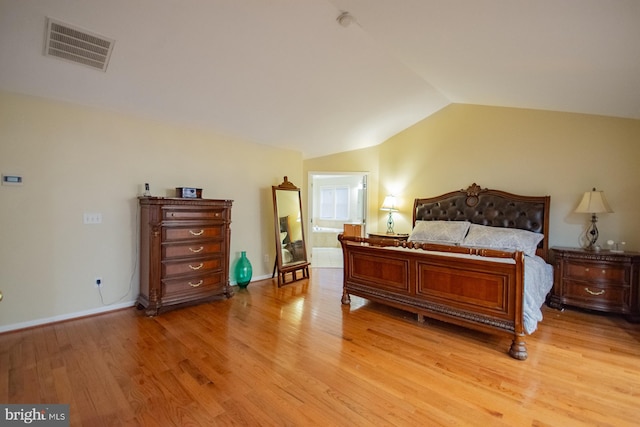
(272, 176, 310, 286)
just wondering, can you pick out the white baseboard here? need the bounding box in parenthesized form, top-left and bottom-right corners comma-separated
(0, 300, 136, 334)
(2, 274, 276, 334)
(231, 273, 272, 286)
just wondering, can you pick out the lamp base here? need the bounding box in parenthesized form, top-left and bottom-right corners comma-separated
(582, 214, 599, 251)
(386, 211, 394, 234)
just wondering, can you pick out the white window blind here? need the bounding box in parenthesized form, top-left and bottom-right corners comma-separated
(320, 186, 349, 220)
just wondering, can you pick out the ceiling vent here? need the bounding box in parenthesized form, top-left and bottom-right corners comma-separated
(44, 17, 115, 71)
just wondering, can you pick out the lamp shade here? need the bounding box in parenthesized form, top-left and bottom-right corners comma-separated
(574, 188, 613, 214)
(380, 195, 397, 211)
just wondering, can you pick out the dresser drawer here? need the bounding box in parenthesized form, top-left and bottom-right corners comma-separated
(563, 280, 628, 309)
(163, 226, 223, 241)
(564, 262, 627, 284)
(162, 257, 222, 278)
(162, 272, 224, 297)
(163, 241, 222, 259)
(163, 208, 226, 221)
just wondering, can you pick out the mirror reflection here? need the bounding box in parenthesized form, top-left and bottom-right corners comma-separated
(272, 177, 310, 286)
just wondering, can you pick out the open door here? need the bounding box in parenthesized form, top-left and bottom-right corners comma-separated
(308, 172, 367, 267)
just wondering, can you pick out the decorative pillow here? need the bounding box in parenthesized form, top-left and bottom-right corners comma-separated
(408, 220, 471, 245)
(462, 224, 543, 257)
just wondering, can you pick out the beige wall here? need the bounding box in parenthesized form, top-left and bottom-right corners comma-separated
(0, 91, 301, 330)
(305, 103, 640, 250)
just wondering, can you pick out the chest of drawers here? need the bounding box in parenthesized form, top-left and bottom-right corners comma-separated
(549, 247, 640, 321)
(137, 197, 233, 316)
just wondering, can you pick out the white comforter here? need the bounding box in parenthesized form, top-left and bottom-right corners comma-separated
(523, 255, 554, 334)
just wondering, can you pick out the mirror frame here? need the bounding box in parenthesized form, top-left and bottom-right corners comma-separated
(272, 176, 310, 286)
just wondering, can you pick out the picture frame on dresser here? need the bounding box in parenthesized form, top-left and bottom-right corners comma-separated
(136, 197, 234, 316)
(549, 247, 640, 322)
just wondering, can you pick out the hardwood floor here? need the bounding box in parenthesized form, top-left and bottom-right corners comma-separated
(1, 268, 639, 426)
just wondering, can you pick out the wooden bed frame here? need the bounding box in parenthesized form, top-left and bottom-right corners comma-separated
(338, 183, 550, 360)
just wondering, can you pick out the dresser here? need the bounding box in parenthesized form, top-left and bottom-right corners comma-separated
(367, 232, 410, 241)
(137, 197, 233, 316)
(549, 247, 640, 321)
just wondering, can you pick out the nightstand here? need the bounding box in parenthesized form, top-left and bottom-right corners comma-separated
(549, 247, 640, 322)
(367, 232, 409, 241)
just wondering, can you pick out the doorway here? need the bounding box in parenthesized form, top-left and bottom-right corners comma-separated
(307, 172, 368, 268)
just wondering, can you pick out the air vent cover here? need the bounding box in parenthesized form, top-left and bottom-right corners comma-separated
(44, 18, 114, 71)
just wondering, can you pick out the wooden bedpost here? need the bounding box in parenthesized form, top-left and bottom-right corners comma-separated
(341, 289, 351, 305)
(338, 233, 351, 304)
(509, 335, 528, 360)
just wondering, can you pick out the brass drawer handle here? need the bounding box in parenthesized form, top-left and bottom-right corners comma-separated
(189, 246, 204, 253)
(585, 287, 605, 296)
(189, 229, 204, 236)
(189, 263, 204, 270)
(189, 280, 203, 287)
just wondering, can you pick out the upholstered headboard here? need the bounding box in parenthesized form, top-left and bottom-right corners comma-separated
(413, 183, 550, 260)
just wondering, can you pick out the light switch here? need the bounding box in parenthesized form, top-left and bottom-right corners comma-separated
(83, 213, 102, 224)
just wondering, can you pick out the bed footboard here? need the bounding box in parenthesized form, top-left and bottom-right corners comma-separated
(339, 235, 527, 360)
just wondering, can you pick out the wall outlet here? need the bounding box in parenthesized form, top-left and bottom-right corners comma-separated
(95, 277, 102, 288)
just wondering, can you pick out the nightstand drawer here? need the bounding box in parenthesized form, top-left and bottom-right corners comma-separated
(550, 247, 640, 319)
(564, 262, 626, 284)
(563, 281, 628, 309)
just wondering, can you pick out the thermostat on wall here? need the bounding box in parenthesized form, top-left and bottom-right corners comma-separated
(2, 174, 23, 186)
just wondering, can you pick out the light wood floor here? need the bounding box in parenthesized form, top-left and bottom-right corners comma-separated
(1, 268, 639, 426)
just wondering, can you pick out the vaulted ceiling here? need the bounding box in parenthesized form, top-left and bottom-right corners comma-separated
(1, 1, 638, 158)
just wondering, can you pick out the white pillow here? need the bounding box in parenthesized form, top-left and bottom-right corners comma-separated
(408, 220, 471, 245)
(462, 224, 543, 257)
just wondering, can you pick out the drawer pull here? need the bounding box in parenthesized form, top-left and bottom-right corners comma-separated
(189, 246, 204, 253)
(189, 263, 204, 270)
(189, 229, 204, 236)
(189, 280, 203, 287)
(584, 287, 605, 296)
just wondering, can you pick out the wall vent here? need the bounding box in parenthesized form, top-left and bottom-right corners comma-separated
(44, 17, 115, 71)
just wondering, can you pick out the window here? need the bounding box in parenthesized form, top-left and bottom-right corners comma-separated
(320, 186, 349, 220)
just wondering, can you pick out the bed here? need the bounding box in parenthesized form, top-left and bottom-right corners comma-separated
(338, 183, 553, 360)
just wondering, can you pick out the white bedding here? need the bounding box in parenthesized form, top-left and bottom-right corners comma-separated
(523, 255, 554, 334)
(385, 246, 553, 334)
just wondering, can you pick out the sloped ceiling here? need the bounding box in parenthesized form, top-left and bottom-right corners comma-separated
(0, 1, 638, 158)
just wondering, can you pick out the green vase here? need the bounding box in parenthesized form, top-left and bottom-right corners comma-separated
(235, 251, 252, 288)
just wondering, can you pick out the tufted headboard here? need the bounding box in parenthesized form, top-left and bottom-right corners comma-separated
(413, 183, 550, 260)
